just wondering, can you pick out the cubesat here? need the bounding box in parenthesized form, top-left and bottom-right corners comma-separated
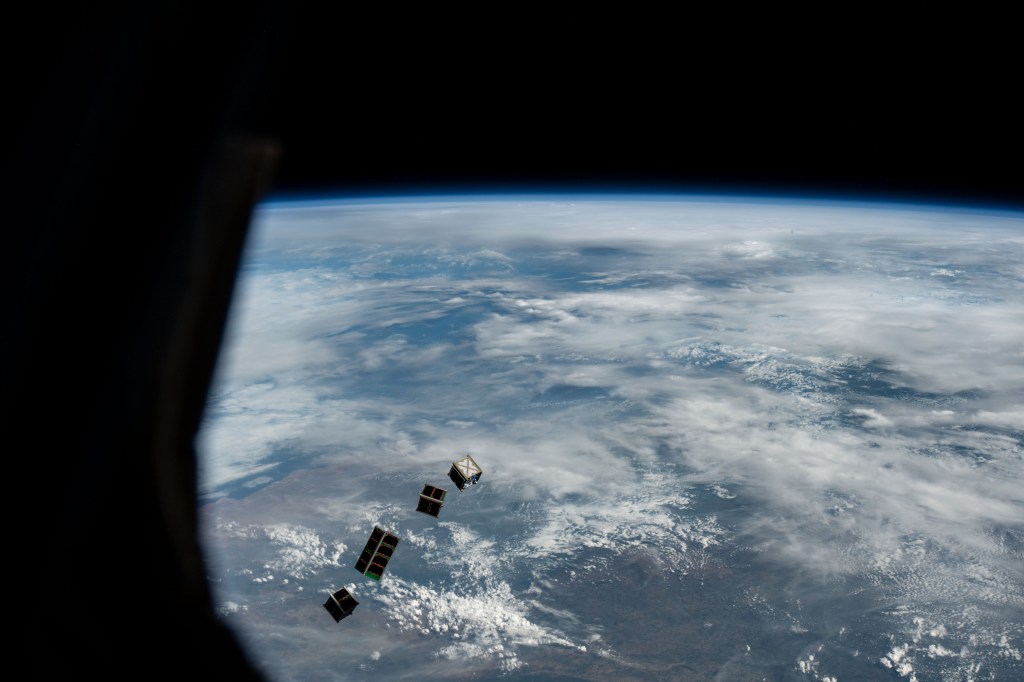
(323, 587, 358, 622)
(354, 525, 401, 581)
(324, 454, 484, 623)
(448, 454, 482, 491)
(416, 455, 483, 518)
(416, 483, 447, 517)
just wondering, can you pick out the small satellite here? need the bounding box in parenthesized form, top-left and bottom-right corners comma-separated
(323, 587, 358, 622)
(448, 454, 482, 491)
(416, 484, 447, 517)
(354, 525, 400, 580)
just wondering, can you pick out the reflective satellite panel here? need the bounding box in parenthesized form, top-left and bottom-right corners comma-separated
(355, 525, 400, 580)
(416, 483, 447, 517)
(448, 454, 482, 491)
(323, 587, 358, 622)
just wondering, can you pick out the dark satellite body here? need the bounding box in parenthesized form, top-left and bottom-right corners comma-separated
(323, 588, 358, 622)
(355, 526, 400, 580)
(416, 484, 447, 517)
(322, 458, 483, 620)
(448, 454, 483, 491)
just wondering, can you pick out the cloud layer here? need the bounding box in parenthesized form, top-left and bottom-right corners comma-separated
(199, 197, 1024, 680)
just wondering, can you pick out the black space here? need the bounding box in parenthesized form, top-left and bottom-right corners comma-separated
(4, 5, 1020, 680)
(250, 20, 1022, 208)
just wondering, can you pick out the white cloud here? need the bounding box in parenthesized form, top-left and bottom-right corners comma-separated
(513, 472, 723, 571)
(718, 240, 775, 259)
(201, 198, 1024, 680)
(851, 407, 894, 428)
(377, 577, 583, 671)
(210, 521, 346, 581)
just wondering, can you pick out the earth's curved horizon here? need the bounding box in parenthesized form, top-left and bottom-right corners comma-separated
(198, 193, 1023, 681)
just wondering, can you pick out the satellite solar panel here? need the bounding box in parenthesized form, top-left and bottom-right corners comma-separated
(417, 497, 442, 516)
(366, 557, 389, 579)
(417, 484, 447, 517)
(355, 525, 400, 579)
(423, 484, 446, 501)
(323, 588, 358, 622)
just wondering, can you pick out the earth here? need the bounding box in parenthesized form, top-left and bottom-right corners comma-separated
(197, 195, 1023, 681)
